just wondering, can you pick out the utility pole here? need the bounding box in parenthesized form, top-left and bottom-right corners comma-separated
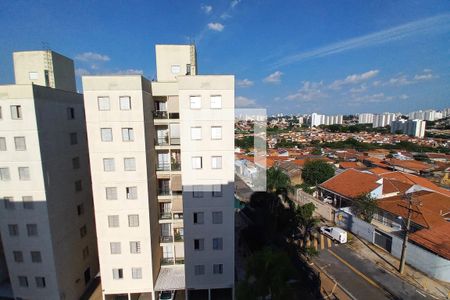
(399, 193, 417, 274)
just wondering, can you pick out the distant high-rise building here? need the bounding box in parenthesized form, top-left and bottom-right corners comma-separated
(407, 109, 444, 122)
(358, 113, 374, 124)
(0, 51, 98, 299)
(373, 113, 397, 128)
(83, 44, 235, 299)
(391, 119, 426, 138)
(310, 113, 343, 127)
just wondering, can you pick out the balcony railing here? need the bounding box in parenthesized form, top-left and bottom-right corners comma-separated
(160, 235, 173, 243)
(171, 162, 181, 171)
(169, 113, 179, 119)
(161, 257, 184, 265)
(156, 162, 170, 171)
(154, 111, 168, 119)
(155, 136, 169, 146)
(175, 258, 184, 264)
(158, 188, 170, 196)
(174, 234, 184, 242)
(160, 212, 172, 220)
(170, 138, 180, 145)
(173, 213, 183, 220)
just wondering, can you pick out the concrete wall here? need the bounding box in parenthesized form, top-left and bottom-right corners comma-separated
(337, 210, 450, 282)
(293, 189, 335, 222)
(155, 45, 196, 82)
(0, 235, 9, 282)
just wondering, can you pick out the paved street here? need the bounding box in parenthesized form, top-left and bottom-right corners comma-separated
(314, 243, 434, 300)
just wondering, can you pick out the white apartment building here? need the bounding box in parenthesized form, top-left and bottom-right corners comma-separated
(0, 51, 99, 300)
(358, 113, 374, 124)
(391, 119, 426, 138)
(83, 44, 234, 300)
(372, 113, 397, 128)
(310, 113, 343, 127)
(407, 109, 444, 122)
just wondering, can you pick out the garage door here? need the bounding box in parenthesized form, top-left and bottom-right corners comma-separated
(374, 229, 392, 253)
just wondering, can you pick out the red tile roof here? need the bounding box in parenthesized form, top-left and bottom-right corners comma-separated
(385, 159, 433, 172)
(339, 162, 366, 170)
(320, 169, 381, 199)
(380, 172, 450, 197)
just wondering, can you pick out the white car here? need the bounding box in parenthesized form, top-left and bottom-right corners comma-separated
(323, 197, 333, 204)
(320, 226, 347, 244)
(159, 290, 175, 300)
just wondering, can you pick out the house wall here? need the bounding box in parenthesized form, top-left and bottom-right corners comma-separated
(337, 210, 450, 282)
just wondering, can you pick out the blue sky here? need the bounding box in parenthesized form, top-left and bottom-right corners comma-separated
(1, 0, 449, 115)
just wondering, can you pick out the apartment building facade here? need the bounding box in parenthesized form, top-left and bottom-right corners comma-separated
(0, 51, 98, 300)
(83, 45, 234, 300)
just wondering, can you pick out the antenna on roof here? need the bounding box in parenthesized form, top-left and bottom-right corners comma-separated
(41, 41, 51, 51)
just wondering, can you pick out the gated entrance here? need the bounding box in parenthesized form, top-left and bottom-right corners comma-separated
(374, 229, 392, 252)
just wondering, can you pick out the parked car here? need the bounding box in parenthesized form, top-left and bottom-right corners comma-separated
(323, 197, 333, 204)
(159, 290, 175, 300)
(320, 226, 347, 243)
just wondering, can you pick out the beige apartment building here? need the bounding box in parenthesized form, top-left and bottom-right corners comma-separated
(0, 51, 99, 300)
(83, 44, 235, 300)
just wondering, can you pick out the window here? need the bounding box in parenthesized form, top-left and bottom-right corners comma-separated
(77, 203, 84, 215)
(210, 95, 222, 109)
(193, 186, 203, 198)
(213, 184, 222, 197)
(72, 157, 80, 169)
(103, 158, 115, 172)
(192, 156, 202, 169)
(0, 106, 2, 119)
(171, 65, 181, 74)
(190, 127, 202, 140)
(130, 241, 141, 254)
(194, 239, 204, 251)
(8, 224, 18, 236)
(211, 156, 222, 169)
(0, 168, 10, 181)
(0, 137, 6, 151)
(31, 251, 42, 263)
(194, 265, 205, 276)
(22, 196, 34, 209)
(113, 268, 123, 280)
(124, 157, 136, 171)
(108, 215, 119, 228)
(212, 211, 223, 224)
(121, 128, 134, 141)
(67, 107, 75, 120)
(10, 105, 22, 119)
(18, 276, 28, 287)
(190, 96, 201, 109)
(82, 246, 89, 259)
(70, 132, 78, 145)
(110, 242, 121, 254)
(35, 277, 46, 288)
(4, 197, 14, 210)
(132, 267, 142, 279)
(100, 128, 113, 142)
(186, 64, 191, 75)
(14, 137, 26, 151)
(26, 224, 38, 236)
(193, 212, 204, 224)
(80, 225, 87, 238)
(213, 264, 223, 274)
(75, 180, 82, 192)
(119, 96, 131, 110)
(212, 238, 223, 250)
(98, 97, 110, 111)
(211, 126, 222, 140)
(18, 167, 30, 180)
(128, 214, 139, 227)
(106, 187, 118, 200)
(13, 251, 23, 263)
(29, 72, 38, 80)
(126, 186, 137, 199)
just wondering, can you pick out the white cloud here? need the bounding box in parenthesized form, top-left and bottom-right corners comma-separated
(208, 22, 224, 31)
(286, 81, 327, 101)
(329, 70, 379, 89)
(231, 0, 240, 8)
(274, 13, 450, 67)
(423, 68, 432, 73)
(399, 94, 409, 100)
(349, 84, 368, 93)
(75, 52, 110, 62)
(235, 96, 257, 107)
(381, 70, 437, 86)
(201, 4, 213, 14)
(75, 68, 90, 77)
(236, 78, 254, 87)
(220, 13, 231, 19)
(263, 71, 283, 84)
(107, 69, 144, 75)
(414, 73, 436, 80)
(387, 74, 412, 86)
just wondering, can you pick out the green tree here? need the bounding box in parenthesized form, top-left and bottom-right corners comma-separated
(301, 160, 335, 186)
(294, 203, 320, 249)
(236, 248, 296, 300)
(311, 148, 322, 155)
(267, 167, 293, 198)
(351, 194, 378, 222)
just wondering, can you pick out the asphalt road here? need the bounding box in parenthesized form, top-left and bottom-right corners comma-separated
(314, 243, 434, 300)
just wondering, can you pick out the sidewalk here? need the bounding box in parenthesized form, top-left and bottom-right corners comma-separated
(348, 234, 450, 299)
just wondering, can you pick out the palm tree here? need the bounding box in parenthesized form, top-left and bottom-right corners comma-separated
(266, 167, 294, 200)
(295, 203, 320, 251)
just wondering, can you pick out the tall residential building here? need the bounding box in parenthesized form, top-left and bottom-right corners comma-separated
(310, 113, 343, 127)
(83, 44, 235, 300)
(358, 113, 374, 124)
(0, 51, 99, 299)
(407, 109, 444, 122)
(372, 113, 397, 128)
(391, 119, 426, 138)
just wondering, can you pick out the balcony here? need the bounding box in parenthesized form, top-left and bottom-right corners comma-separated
(155, 136, 169, 146)
(170, 137, 180, 145)
(158, 188, 170, 196)
(173, 213, 183, 220)
(160, 212, 172, 220)
(174, 233, 184, 242)
(171, 161, 181, 171)
(161, 257, 184, 265)
(160, 235, 173, 243)
(156, 162, 171, 171)
(169, 112, 179, 119)
(154, 110, 168, 119)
